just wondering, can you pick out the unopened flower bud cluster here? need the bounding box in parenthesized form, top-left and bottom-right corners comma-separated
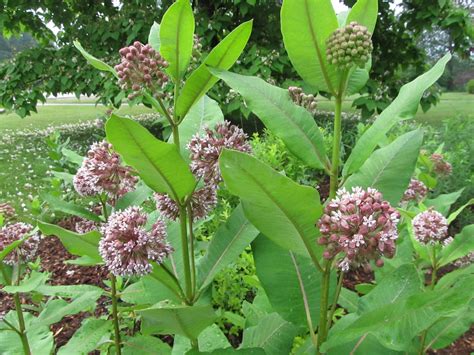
(412, 209, 449, 245)
(0, 222, 41, 265)
(326, 21, 372, 70)
(317, 187, 400, 272)
(430, 153, 452, 176)
(288, 86, 317, 115)
(402, 178, 428, 203)
(115, 41, 169, 100)
(73, 141, 138, 205)
(99, 206, 173, 276)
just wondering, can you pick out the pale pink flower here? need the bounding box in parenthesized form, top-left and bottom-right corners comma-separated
(0, 223, 41, 265)
(402, 178, 428, 203)
(430, 153, 452, 176)
(412, 209, 449, 245)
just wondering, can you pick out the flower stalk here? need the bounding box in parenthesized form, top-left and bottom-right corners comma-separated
(13, 261, 31, 355)
(110, 274, 122, 355)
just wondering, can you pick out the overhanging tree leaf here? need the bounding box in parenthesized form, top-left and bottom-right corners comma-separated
(38, 221, 102, 263)
(219, 150, 323, 259)
(281, 0, 339, 93)
(211, 69, 329, 171)
(343, 53, 451, 176)
(106, 114, 195, 202)
(159, 0, 195, 81)
(73, 41, 118, 78)
(344, 129, 423, 205)
(176, 20, 253, 119)
(197, 204, 259, 292)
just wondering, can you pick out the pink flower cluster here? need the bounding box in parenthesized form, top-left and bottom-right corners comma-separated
(99, 206, 173, 276)
(115, 41, 169, 100)
(0, 223, 41, 265)
(187, 121, 252, 185)
(318, 187, 400, 272)
(412, 209, 449, 245)
(402, 178, 428, 203)
(155, 121, 251, 222)
(0, 203, 15, 222)
(430, 153, 452, 176)
(73, 141, 138, 205)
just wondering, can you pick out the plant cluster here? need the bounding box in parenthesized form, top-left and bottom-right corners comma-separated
(1, 1, 473, 354)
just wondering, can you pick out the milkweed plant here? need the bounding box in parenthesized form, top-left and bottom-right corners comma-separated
(0, 0, 473, 354)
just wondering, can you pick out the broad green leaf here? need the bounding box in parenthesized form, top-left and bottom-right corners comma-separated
(252, 236, 330, 329)
(425, 188, 464, 217)
(176, 21, 253, 119)
(3, 271, 48, 294)
(35, 291, 102, 326)
(281, 0, 339, 93)
(211, 69, 329, 170)
(343, 53, 451, 176)
(0, 237, 27, 263)
(73, 41, 118, 78)
(425, 304, 474, 350)
(171, 95, 224, 154)
(41, 194, 102, 222)
(241, 313, 298, 355)
(436, 264, 474, 290)
(219, 150, 323, 257)
(58, 319, 112, 355)
(338, 288, 359, 313)
(106, 114, 195, 202)
(121, 271, 180, 305)
(0, 312, 54, 355)
(198, 324, 231, 352)
(344, 130, 423, 205)
(358, 264, 423, 313)
(197, 205, 259, 292)
(438, 224, 474, 267)
(186, 348, 265, 355)
(115, 182, 153, 211)
(123, 334, 171, 355)
(61, 148, 83, 165)
(148, 22, 161, 52)
(65, 255, 101, 266)
(159, 0, 195, 81)
(447, 198, 474, 224)
(346, 58, 371, 96)
(139, 302, 217, 339)
(38, 221, 102, 262)
(322, 275, 474, 352)
(346, 0, 378, 33)
(36, 284, 104, 298)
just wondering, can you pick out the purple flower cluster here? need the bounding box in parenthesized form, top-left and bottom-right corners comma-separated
(73, 141, 138, 205)
(99, 206, 173, 276)
(317, 187, 400, 272)
(0, 223, 40, 265)
(187, 121, 252, 185)
(115, 41, 169, 100)
(412, 209, 449, 245)
(0, 203, 15, 222)
(430, 153, 452, 176)
(402, 178, 428, 203)
(154, 186, 218, 221)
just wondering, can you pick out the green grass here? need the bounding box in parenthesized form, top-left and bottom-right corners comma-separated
(0, 104, 154, 130)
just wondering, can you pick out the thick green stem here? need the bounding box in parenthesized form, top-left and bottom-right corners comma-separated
(172, 124, 181, 149)
(110, 274, 122, 355)
(187, 206, 196, 298)
(419, 248, 438, 354)
(317, 261, 332, 353)
(329, 95, 343, 199)
(13, 262, 31, 355)
(327, 271, 344, 330)
(179, 205, 193, 302)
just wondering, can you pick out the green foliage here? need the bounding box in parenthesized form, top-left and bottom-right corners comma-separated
(467, 79, 474, 94)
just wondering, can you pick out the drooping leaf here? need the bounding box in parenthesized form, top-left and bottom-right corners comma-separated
(0, 237, 27, 263)
(176, 21, 253, 119)
(172, 95, 224, 154)
(159, 0, 195, 81)
(240, 312, 298, 355)
(424, 188, 464, 217)
(447, 198, 474, 224)
(3, 271, 49, 294)
(281, 0, 340, 93)
(438, 224, 474, 267)
(197, 205, 259, 292)
(436, 264, 474, 290)
(148, 22, 161, 52)
(219, 150, 323, 257)
(343, 54, 451, 176)
(139, 302, 217, 339)
(61, 148, 84, 165)
(211, 69, 329, 170)
(41, 194, 102, 222)
(38, 221, 102, 263)
(252, 236, 330, 329)
(106, 114, 196, 202)
(344, 130, 423, 205)
(58, 319, 112, 355)
(73, 41, 118, 78)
